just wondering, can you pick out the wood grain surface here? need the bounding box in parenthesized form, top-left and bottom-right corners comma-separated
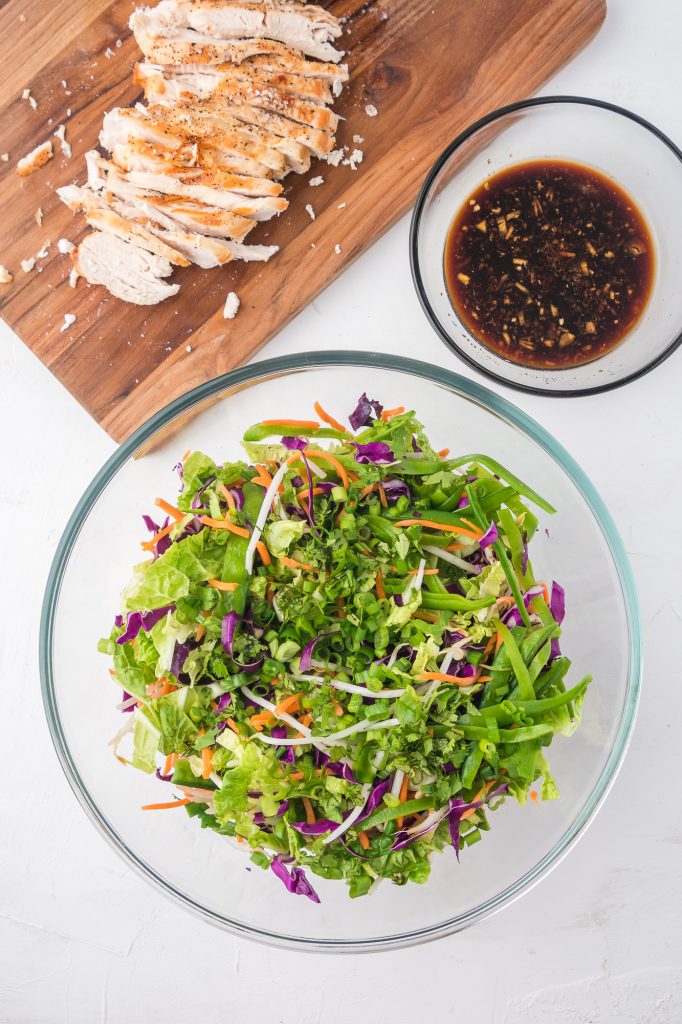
(0, 0, 606, 442)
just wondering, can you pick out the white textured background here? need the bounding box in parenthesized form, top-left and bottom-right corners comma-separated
(1, 1, 681, 1020)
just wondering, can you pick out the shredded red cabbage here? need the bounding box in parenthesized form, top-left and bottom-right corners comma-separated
(270, 855, 320, 902)
(349, 392, 383, 430)
(381, 478, 411, 502)
(550, 581, 565, 658)
(448, 783, 509, 861)
(281, 436, 307, 450)
(351, 441, 395, 464)
(116, 606, 174, 645)
(292, 819, 339, 835)
(479, 520, 499, 548)
(299, 635, 321, 672)
(221, 611, 241, 656)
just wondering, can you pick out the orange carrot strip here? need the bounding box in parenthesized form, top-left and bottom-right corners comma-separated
(281, 556, 315, 571)
(208, 579, 238, 592)
(226, 717, 239, 734)
(394, 519, 483, 540)
(141, 798, 191, 811)
(414, 611, 439, 623)
(155, 497, 185, 522)
(196, 624, 205, 641)
(313, 401, 346, 433)
(375, 568, 386, 600)
(255, 540, 271, 565)
(397, 774, 410, 828)
(302, 796, 316, 825)
(416, 671, 486, 685)
(254, 464, 273, 487)
(250, 693, 302, 731)
(380, 406, 405, 422)
(218, 483, 237, 512)
(180, 450, 191, 463)
(296, 486, 325, 504)
(301, 449, 349, 489)
(199, 516, 250, 538)
(162, 753, 173, 776)
(201, 746, 213, 779)
(377, 482, 388, 508)
(460, 517, 483, 535)
(529, 790, 538, 805)
(141, 521, 176, 552)
(438, 448, 450, 458)
(446, 542, 468, 551)
(357, 831, 370, 850)
(260, 419, 320, 429)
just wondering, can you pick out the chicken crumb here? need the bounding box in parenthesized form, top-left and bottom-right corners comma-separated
(1, 153, 8, 162)
(186, 344, 192, 352)
(22, 88, 38, 111)
(36, 241, 50, 259)
(365, 104, 378, 117)
(20, 257, 36, 273)
(60, 313, 77, 332)
(344, 148, 364, 170)
(16, 140, 53, 176)
(58, 238, 75, 254)
(115, 38, 122, 47)
(223, 291, 240, 319)
(35, 207, 43, 226)
(334, 244, 342, 255)
(325, 147, 346, 167)
(66, 108, 72, 118)
(53, 124, 72, 159)
(305, 203, 316, 221)
(309, 176, 324, 187)
(69, 268, 79, 288)
(0, 265, 13, 284)
(353, 134, 365, 144)
(61, 80, 68, 89)
(338, 202, 347, 209)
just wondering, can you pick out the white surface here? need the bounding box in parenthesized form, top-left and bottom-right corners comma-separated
(1, 1, 681, 1020)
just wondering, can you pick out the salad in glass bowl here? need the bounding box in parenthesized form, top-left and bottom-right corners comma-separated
(100, 392, 590, 902)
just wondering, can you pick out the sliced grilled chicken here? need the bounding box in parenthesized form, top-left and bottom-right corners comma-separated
(110, 142, 284, 197)
(245, 51, 348, 87)
(96, 159, 288, 219)
(74, 231, 180, 305)
(134, 62, 338, 131)
(101, 105, 286, 178)
(131, 1, 344, 63)
(143, 101, 311, 173)
(57, 184, 191, 266)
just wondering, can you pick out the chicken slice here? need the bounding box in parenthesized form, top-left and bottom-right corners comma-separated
(87, 160, 257, 241)
(57, 184, 191, 266)
(131, 0, 344, 63)
(101, 106, 283, 179)
(134, 62, 338, 131)
(109, 141, 284, 196)
(74, 231, 179, 305)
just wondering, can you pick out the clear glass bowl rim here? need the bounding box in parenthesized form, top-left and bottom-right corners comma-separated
(39, 351, 642, 952)
(409, 94, 682, 398)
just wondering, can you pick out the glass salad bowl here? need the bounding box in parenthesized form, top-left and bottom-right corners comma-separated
(40, 352, 641, 952)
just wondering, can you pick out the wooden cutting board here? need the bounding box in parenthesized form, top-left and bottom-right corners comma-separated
(0, 0, 605, 442)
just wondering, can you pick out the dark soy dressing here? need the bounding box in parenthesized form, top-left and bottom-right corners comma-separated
(444, 160, 654, 369)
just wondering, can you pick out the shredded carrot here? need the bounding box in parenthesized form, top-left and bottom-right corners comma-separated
(377, 482, 388, 508)
(296, 485, 326, 508)
(446, 542, 469, 551)
(495, 628, 504, 654)
(331, 697, 344, 717)
(375, 568, 386, 600)
(298, 713, 313, 728)
(260, 419, 320, 430)
(162, 753, 174, 776)
(155, 497, 185, 522)
(141, 798, 191, 811)
(225, 717, 239, 735)
(198, 515, 250, 538)
(236, 835, 244, 844)
(357, 831, 370, 850)
(529, 790, 538, 805)
(395, 518, 483, 540)
(397, 773, 410, 828)
(313, 401, 346, 433)
(255, 540, 271, 565)
(380, 406, 405, 422)
(196, 624, 205, 641)
(414, 611, 439, 623)
(208, 579, 238, 591)
(438, 448, 450, 458)
(281, 555, 315, 571)
(180, 449, 191, 463)
(302, 795, 316, 825)
(481, 634, 497, 663)
(460, 517, 483, 535)
(541, 583, 550, 605)
(141, 521, 175, 552)
(201, 745, 213, 779)
(254, 463, 273, 486)
(416, 671, 489, 685)
(409, 567, 439, 575)
(218, 483, 237, 512)
(301, 449, 349, 489)
(158, 678, 175, 697)
(250, 692, 302, 730)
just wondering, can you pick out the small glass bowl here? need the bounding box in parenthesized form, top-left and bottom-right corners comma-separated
(410, 96, 682, 396)
(40, 353, 642, 951)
